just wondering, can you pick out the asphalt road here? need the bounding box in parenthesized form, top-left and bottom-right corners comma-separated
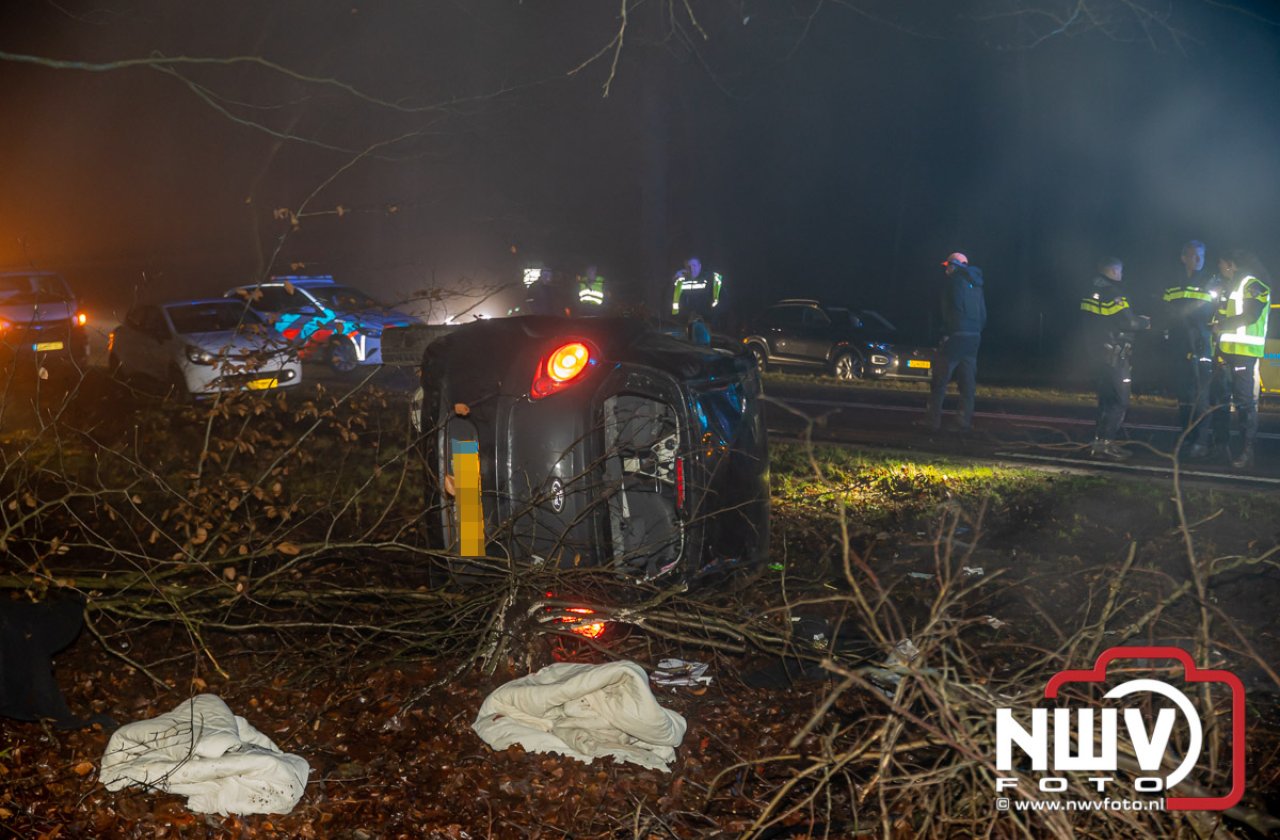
(43, 328, 1280, 487)
(761, 377, 1280, 488)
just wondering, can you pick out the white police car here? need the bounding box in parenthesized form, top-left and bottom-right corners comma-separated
(224, 276, 423, 372)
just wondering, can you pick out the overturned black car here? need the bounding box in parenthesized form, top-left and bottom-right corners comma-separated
(402, 316, 769, 582)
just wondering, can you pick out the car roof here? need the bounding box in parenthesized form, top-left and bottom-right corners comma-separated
(227, 275, 336, 290)
(161, 298, 251, 309)
(268, 275, 336, 286)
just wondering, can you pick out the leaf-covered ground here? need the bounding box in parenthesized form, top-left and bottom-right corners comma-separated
(3, 380, 1279, 838)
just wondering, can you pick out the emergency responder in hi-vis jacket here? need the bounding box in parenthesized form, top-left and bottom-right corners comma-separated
(1189, 249, 1272, 469)
(523, 267, 565, 317)
(671, 257, 722, 345)
(1080, 256, 1151, 461)
(575, 265, 606, 314)
(1161, 240, 1223, 443)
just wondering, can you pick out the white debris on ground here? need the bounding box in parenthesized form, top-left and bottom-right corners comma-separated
(473, 661, 687, 771)
(100, 694, 309, 816)
(650, 658, 713, 687)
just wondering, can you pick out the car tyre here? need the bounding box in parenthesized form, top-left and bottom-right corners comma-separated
(747, 342, 769, 371)
(831, 351, 863, 381)
(329, 338, 359, 373)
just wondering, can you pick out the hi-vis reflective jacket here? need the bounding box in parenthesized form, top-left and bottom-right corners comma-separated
(1080, 276, 1146, 363)
(672, 270, 722, 316)
(1216, 274, 1271, 358)
(577, 274, 605, 306)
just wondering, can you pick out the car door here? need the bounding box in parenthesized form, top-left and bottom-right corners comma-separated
(254, 285, 330, 348)
(136, 306, 176, 380)
(114, 306, 164, 379)
(762, 305, 809, 363)
(793, 306, 835, 363)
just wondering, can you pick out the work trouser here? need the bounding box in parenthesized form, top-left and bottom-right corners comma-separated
(1093, 358, 1132, 442)
(1175, 353, 1215, 440)
(925, 332, 980, 430)
(1201, 355, 1259, 451)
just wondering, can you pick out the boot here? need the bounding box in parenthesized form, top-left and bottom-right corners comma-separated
(1090, 439, 1130, 461)
(1231, 444, 1255, 470)
(1103, 441, 1132, 461)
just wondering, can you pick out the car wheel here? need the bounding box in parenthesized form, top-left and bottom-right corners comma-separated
(329, 338, 359, 373)
(747, 342, 768, 371)
(831, 352, 863, 381)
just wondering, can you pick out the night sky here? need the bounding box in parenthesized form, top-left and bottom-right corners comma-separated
(1, 1, 1278, 352)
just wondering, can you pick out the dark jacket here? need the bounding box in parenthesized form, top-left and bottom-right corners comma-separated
(1080, 275, 1147, 363)
(1162, 269, 1221, 360)
(941, 264, 987, 335)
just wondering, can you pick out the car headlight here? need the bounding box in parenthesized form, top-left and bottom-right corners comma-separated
(185, 345, 217, 365)
(870, 354, 890, 366)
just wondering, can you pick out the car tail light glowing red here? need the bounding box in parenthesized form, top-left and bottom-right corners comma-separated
(531, 341, 596, 399)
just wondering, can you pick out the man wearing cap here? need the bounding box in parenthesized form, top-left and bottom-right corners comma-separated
(923, 252, 987, 432)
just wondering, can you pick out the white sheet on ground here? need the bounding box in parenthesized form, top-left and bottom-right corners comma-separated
(100, 693, 309, 815)
(473, 661, 687, 771)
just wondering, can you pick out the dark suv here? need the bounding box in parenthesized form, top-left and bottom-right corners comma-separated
(742, 299, 932, 381)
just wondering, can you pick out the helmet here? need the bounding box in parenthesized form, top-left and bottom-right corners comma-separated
(941, 252, 968, 267)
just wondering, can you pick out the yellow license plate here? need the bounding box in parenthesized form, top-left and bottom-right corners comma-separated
(33, 341, 64, 352)
(907, 359, 931, 369)
(246, 377, 278, 390)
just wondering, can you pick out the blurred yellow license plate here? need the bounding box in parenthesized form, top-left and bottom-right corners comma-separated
(33, 341, 64, 352)
(246, 377, 278, 390)
(907, 359, 931, 369)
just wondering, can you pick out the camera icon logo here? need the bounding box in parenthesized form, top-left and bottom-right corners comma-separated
(996, 646, 1245, 811)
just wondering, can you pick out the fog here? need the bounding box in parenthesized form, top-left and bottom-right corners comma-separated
(1, 0, 1277, 350)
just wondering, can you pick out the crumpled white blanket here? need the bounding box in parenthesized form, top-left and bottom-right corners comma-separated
(100, 694, 309, 815)
(473, 661, 687, 771)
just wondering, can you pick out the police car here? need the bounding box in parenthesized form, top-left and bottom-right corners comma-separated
(224, 276, 422, 372)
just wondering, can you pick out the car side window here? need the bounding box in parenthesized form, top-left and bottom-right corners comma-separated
(804, 307, 831, 328)
(767, 306, 807, 330)
(254, 287, 302, 313)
